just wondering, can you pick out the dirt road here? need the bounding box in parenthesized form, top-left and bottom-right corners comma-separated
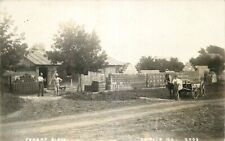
(1, 98, 224, 141)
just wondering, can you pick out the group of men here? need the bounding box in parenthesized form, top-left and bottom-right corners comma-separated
(37, 72, 62, 97)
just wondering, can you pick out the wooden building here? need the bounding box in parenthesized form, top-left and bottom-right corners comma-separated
(100, 57, 125, 76)
(19, 50, 61, 88)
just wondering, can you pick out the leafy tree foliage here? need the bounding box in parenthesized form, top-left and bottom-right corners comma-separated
(190, 45, 225, 75)
(47, 21, 107, 75)
(136, 56, 184, 72)
(0, 14, 28, 72)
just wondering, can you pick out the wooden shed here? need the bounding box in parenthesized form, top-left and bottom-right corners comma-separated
(19, 50, 61, 88)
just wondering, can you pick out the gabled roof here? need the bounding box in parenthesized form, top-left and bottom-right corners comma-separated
(123, 64, 138, 74)
(25, 51, 61, 66)
(106, 57, 125, 66)
(183, 62, 195, 72)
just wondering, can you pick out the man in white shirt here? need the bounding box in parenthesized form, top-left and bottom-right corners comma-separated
(38, 73, 44, 96)
(172, 75, 183, 100)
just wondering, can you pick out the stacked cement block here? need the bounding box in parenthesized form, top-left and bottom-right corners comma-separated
(146, 73, 165, 88)
(91, 81, 106, 92)
(13, 74, 39, 94)
(107, 73, 146, 91)
(81, 72, 106, 92)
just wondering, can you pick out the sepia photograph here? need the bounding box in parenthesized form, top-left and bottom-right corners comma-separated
(0, 0, 224, 141)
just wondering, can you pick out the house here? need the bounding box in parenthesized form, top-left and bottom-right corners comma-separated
(195, 65, 210, 79)
(183, 62, 195, 72)
(123, 64, 138, 74)
(100, 57, 125, 76)
(18, 50, 61, 88)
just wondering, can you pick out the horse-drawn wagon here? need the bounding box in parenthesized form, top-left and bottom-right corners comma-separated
(165, 71, 205, 100)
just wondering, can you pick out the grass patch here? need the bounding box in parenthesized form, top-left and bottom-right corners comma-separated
(63, 88, 170, 101)
(0, 93, 24, 115)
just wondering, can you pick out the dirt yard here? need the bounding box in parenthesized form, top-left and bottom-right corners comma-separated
(0, 85, 224, 141)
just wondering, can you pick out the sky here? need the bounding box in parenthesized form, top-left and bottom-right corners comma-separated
(0, 0, 224, 65)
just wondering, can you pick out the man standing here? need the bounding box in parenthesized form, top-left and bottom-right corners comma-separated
(172, 75, 183, 100)
(38, 73, 44, 97)
(164, 72, 173, 98)
(54, 73, 62, 96)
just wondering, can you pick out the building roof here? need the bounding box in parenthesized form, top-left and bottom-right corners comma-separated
(25, 51, 61, 66)
(106, 57, 125, 66)
(123, 64, 138, 74)
(183, 62, 195, 72)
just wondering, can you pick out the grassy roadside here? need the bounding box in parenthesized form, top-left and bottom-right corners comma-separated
(0, 94, 24, 115)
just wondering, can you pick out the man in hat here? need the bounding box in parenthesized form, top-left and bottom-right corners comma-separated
(38, 73, 44, 96)
(54, 73, 62, 96)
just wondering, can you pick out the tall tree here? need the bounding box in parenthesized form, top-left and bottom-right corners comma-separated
(136, 56, 184, 72)
(0, 13, 28, 72)
(168, 58, 185, 72)
(190, 45, 225, 75)
(47, 21, 107, 91)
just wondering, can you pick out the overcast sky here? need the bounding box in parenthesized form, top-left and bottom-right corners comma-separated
(0, 0, 224, 64)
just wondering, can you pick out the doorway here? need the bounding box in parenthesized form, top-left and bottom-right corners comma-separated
(39, 66, 48, 88)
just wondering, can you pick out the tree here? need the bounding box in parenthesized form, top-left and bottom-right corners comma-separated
(47, 21, 107, 91)
(0, 13, 28, 72)
(0, 13, 28, 94)
(190, 45, 225, 75)
(168, 58, 185, 72)
(136, 56, 184, 72)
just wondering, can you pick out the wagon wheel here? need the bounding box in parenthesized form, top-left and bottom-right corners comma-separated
(192, 88, 200, 99)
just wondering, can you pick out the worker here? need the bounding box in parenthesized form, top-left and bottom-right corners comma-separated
(54, 73, 62, 96)
(38, 73, 44, 97)
(172, 75, 183, 100)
